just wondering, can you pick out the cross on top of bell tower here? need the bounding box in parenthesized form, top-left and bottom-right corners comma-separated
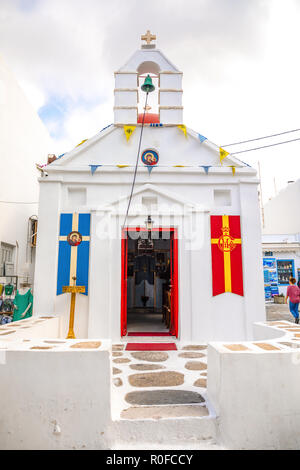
(141, 30, 156, 49)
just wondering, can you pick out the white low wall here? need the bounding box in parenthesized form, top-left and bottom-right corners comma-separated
(0, 338, 112, 450)
(207, 321, 300, 449)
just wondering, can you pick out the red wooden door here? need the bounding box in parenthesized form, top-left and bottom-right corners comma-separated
(121, 230, 128, 336)
(169, 230, 179, 338)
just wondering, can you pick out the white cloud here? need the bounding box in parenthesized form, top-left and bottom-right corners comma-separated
(0, 0, 299, 200)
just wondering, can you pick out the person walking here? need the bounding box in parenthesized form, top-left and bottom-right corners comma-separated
(285, 277, 300, 324)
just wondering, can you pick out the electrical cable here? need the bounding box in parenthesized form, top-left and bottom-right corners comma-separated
(222, 127, 300, 147)
(230, 137, 300, 155)
(122, 92, 149, 230)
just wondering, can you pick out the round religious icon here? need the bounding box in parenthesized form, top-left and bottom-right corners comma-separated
(67, 231, 82, 247)
(141, 149, 159, 166)
(218, 233, 236, 253)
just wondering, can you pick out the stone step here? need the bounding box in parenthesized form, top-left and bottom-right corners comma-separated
(108, 414, 218, 447)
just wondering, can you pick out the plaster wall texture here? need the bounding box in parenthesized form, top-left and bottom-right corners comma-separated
(263, 180, 300, 235)
(208, 343, 300, 449)
(34, 123, 265, 342)
(0, 348, 111, 450)
(0, 54, 52, 283)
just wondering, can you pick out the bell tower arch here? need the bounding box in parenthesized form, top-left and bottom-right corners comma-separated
(114, 31, 183, 125)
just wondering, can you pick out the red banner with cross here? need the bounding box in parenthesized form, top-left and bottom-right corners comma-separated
(210, 215, 244, 297)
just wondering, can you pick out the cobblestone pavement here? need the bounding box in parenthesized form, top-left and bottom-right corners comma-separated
(266, 302, 296, 322)
(111, 344, 211, 421)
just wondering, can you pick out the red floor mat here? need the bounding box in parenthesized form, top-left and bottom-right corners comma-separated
(127, 332, 171, 337)
(126, 343, 177, 351)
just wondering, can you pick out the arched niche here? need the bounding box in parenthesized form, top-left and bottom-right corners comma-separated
(137, 61, 160, 117)
(137, 61, 161, 76)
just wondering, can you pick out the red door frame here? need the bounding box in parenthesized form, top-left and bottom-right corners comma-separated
(121, 227, 179, 338)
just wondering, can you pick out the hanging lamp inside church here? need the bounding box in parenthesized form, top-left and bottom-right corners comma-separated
(141, 74, 155, 93)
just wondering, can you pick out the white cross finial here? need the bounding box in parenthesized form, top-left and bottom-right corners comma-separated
(141, 30, 156, 45)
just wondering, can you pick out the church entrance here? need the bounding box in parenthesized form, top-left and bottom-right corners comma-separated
(121, 228, 178, 337)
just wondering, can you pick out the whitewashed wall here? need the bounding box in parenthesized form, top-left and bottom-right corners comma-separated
(0, 54, 52, 285)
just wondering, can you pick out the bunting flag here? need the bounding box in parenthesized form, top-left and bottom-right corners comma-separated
(220, 147, 230, 163)
(89, 165, 102, 175)
(198, 134, 207, 143)
(76, 139, 88, 148)
(117, 164, 130, 168)
(177, 125, 187, 138)
(124, 126, 136, 141)
(147, 166, 155, 174)
(57, 213, 91, 296)
(173, 165, 186, 168)
(230, 166, 236, 175)
(201, 165, 211, 174)
(210, 215, 244, 297)
(150, 123, 163, 127)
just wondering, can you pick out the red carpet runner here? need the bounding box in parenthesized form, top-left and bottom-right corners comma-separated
(127, 332, 171, 337)
(126, 343, 177, 351)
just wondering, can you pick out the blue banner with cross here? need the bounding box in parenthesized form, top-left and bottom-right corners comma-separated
(57, 213, 91, 296)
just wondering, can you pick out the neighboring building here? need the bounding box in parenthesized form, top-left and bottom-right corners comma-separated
(34, 33, 265, 342)
(262, 180, 300, 298)
(0, 53, 52, 291)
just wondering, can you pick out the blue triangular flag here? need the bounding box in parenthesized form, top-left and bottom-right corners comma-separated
(198, 134, 207, 143)
(90, 165, 102, 175)
(147, 166, 155, 174)
(201, 165, 211, 174)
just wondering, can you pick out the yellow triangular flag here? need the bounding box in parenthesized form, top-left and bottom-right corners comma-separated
(76, 139, 88, 147)
(173, 165, 186, 168)
(117, 165, 129, 168)
(124, 126, 136, 142)
(177, 125, 187, 138)
(220, 147, 230, 163)
(230, 166, 236, 175)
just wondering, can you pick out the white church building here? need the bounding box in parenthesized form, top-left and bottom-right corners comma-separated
(34, 33, 265, 342)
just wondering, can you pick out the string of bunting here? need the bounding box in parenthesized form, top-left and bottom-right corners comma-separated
(88, 164, 237, 174)
(177, 126, 232, 165)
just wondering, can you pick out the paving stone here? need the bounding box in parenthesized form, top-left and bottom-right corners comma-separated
(200, 372, 207, 376)
(224, 344, 249, 352)
(112, 352, 123, 357)
(125, 390, 205, 406)
(113, 377, 123, 387)
(194, 378, 207, 388)
(130, 351, 169, 362)
(121, 405, 209, 420)
(253, 343, 280, 351)
(185, 361, 207, 371)
(113, 367, 122, 375)
(129, 363, 165, 371)
(128, 371, 184, 388)
(30, 346, 54, 350)
(70, 341, 101, 349)
(112, 344, 125, 351)
(113, 358, 131, 364)
(178, 352, 206, 359)
(182, 345, 207, 351)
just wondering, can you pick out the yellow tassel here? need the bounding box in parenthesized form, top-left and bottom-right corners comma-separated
(220, 147, 230, 163)
(76, 139, 88, 147)
(124, 126, 136, 142)
(177, 125, 187, 138)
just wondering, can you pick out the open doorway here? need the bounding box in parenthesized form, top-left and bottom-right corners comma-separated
(121, 228, 178, 337)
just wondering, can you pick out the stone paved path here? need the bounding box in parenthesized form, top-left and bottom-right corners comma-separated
(111, 343, 210, 421)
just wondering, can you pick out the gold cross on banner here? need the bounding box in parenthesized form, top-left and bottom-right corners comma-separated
(141, 30, 156, 45)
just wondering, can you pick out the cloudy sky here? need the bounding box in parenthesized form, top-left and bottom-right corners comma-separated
(1, 0, 300, 203)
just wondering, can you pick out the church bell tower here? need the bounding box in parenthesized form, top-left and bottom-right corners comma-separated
(114, 31, 183, 125)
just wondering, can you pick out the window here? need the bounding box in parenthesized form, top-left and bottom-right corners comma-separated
(277, 260, 294, 285)
(214, 190, 231, 206)
(0, 243, 15, 276)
